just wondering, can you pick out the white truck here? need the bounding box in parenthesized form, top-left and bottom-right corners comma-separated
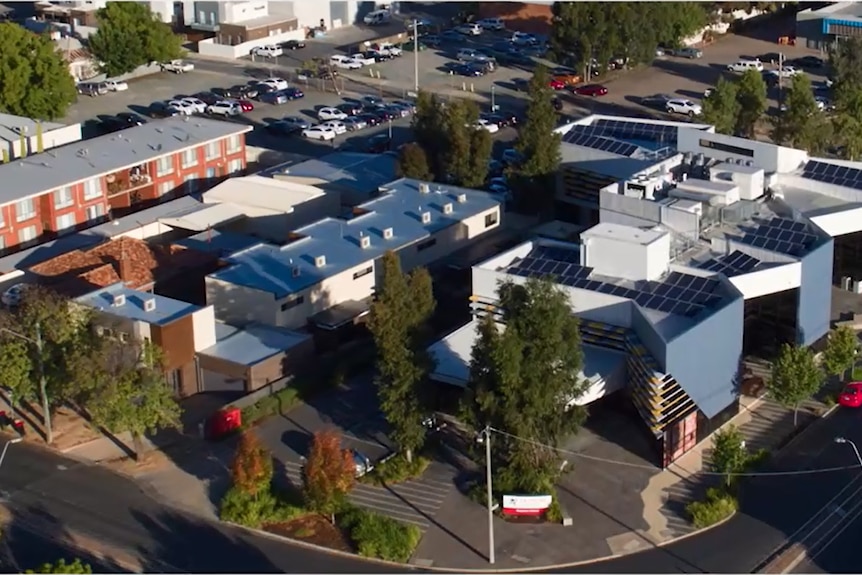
(373, 42, 402, 57)
(161, 60, 195, 74)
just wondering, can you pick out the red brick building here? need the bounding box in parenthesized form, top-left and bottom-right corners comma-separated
(477, 2, 553, 35)
(0, 117, 251, 256)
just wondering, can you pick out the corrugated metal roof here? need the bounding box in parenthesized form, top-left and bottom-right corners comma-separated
(201, 322, 311, 366)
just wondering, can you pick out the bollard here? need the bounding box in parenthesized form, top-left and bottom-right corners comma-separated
(470, 83, 474, 92)
(12, 419, 24, 436)
(369, 68, 374, 77)
(462, 81, 466, 91)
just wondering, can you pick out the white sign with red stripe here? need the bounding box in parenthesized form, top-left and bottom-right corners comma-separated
(502, 494, 553, 516)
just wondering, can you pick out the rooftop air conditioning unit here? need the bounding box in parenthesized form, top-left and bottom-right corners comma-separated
(383, 227, 393, 239)
(419, 182, 430, 194)
(443, 202, 453, 214)
(360, 235, 371, 249)
(112, 294, 126, 307)
(457, 193, 467, 203)
(292, 266, 301, 278)
(314, 255, 326, 268)
(143, 298, 156, 312)
(421, 211, 431, 224)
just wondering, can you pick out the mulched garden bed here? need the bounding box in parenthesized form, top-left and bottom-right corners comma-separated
(265, 514, 352, 553)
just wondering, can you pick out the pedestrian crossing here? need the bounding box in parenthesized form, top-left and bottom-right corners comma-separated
(281, 460, 453, 529)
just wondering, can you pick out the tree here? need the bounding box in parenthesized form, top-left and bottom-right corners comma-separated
(734, 69, 768, 137)
(26, 559, 92, 574)
(84, 340, 181, 458)
(771, 73, 832, 154)
(822, 326, 859, 383)
(828, 37, 862, 105)
(0, 340, 33, 420)
(411, 91, 446, 179)
(88, 3, 183, 77)
(397, 143, 432, 180)
(368, 251, 436, 462)
(464, 278, 586, 494)
(0, 22, 77, 121)
(768, 343, 823, 425)
(831, 85, 862, 161)
(512, 65, 562, 215)
(701, 77, 740, 135)
(303, 429, 355, 521)
(709, 425, 749, 487)
(464, 126, 493, 189)
(230, 431, 273, 497)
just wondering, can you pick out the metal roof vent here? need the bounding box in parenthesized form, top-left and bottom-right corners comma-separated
(457, 193, 467, 203)
(383, 227, 393, 239)
(111, 294, 126, 307)
(143, 298, 156, 312)
(360, 235, 371, 249)
(314, 255, 326, 268)
(421, 211, 431, 224)
(443, 202, 453, 214)
(419, 182, 430, 194)
(292, 266, 301, 278)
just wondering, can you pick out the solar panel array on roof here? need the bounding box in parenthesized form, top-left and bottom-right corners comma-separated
(802, 160, 862, 190)
(506, 246, 722, 317)
(697, 250, 761, 276)
(738, 217, 817, 256)
(592, 119, 678, 143)
(562, 131, 641, 157)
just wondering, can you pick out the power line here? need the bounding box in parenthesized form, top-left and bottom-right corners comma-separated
(488, 426, 860, 478)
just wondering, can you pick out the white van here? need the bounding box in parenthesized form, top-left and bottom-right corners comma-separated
(727, 59, 763, 73)
(364, 9, 391, 25)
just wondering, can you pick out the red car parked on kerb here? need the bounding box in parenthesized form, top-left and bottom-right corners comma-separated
(572, 84, 609, 97)
(548, 78, 566, 90)
(839, 382, 862, 408)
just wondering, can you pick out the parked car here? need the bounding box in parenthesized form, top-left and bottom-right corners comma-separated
(103, 79, 128, 92)
(641, 93, 675, 109)
(252, 45, 283, 58)
(502, 148, 523, 165)
(366, 133, 392, 153)
(839, 382, 862, 408)
(383, 104, 409, 118)
(115, 112, 147, 126)
(258, 76, 289, 90)
(572, 83, 608, 97)
(727, 59, 763, 73)
(303, 125, 336, 141)
(373, 42, 402, 57)
(362, 49, 391, 62)
(366, 106, 396, 121)
(453, 63, 484, 77)
(359, 95, 384, 107)
(148, 101, 181, 118)
(160, 59, 194, 73)
(260, 91, 289, 105)
(342, 117, 368, 131)
(207, 100, 242, 116)
(180, 97, 207, 114)
(551, 67, 581, 85)
(358, 113, 382, 127)
(167, 99, 196, 115)
(330, 55, 362, 70)
(77, 82, 106, 97)
(440, 29, 463, 42)
(476, 17, 505, 31)
(512, 77, 530, 92)
(670, 47, 702, 59)
(267, 116, 310, 134)
(101, 112, 146, 132)
(666, 98, 702, 117)
(1, 284, 27, 308)
(511, 31, 537, 46)
(348, 52, 376, 66)
(548, 78, 566, 90)
(338, 102, 363, 115)
(351, 450, 374, 478)
(481, 112, 516, 128)
(280, 39, 306, 50)
(225, 84, 258, 99)
(390, 100, 416, 114)
(473, 118, 500, 134)
(193, 91, 221, 105)
(768, 65, 802, 79)
(318, 106, 348, 121)
(321, 120, 348, 135)
(790, 55, 824, 69)
(456, 22, 482, 36)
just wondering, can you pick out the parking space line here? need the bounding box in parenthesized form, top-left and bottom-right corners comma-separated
(405, 478, 453, 492)
(387, 483, 450, 501)
(351, 487, 442, 513)
(348, 492, 432, 518)
(374, 489, 447, 507)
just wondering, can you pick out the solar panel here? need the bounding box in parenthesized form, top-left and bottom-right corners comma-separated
(802, 160, 862, 191)
(530, 246, 581, 264)
(592, 119, 678, 143)
(657, 299, 678, 313)
(584, 280, 603, 291)
(572, 278, 589, 289)
(563, 132, 641, 157)
(635, 291, 654, 306)
(560, 276, 577, 286)
(722, 251, 761, 273)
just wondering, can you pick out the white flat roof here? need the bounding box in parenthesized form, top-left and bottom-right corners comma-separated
(581, 222, 666, 246)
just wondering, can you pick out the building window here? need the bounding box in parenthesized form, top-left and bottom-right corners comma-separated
(17, 225, 37, 244)
(181, 149, 198, 168)
(0, 235, 5, 250)
(159, 181, 173, 196)
(226, 135, 241, 153)
(228, 158, 243, 174)
(85, 204, 105, 221)
(205, 141, 220, 160)
(206, 167, 216, 179)
(54, 186, 74, 208)
(485, 212, 499, 228)
(0, 207, 6, 229)
(55, 212, 76, 232)
(280, 295, 305, 311)
(14, 198, 35, 222)
(353, 266, 373, 280)
(156, 156, 174, 177)
(83, 179, 103, 200)
(416, 237, 437, 252)
(184, 175, 197, 193)
(698, 138, 755, 158)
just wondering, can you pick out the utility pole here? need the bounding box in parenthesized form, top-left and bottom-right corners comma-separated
(413, 19, 420, 93)
(484, 426, 495, 565)
(35, 323, 50, 445)
(491, 85, 496, 112)
(777, 52, 785, 109)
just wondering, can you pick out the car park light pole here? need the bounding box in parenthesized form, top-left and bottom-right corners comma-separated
(0, 437, 22, 470)
(0, 325, 49, 444)
(413, 19, 420, 93)
(491, 85, 496, 112)
(835, 437, 862, 467)
(484, 425, 495, 564)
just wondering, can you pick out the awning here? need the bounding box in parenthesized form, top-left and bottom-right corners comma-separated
(159, 202, 245, 232)
(309, 299, 371, 330)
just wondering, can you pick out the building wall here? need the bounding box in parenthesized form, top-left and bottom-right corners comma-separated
(150, 315, 196, 372)
(206, 277, 278, 326)
(222, 1, 269, 24)
(400, 206, 502, 271)
(247, 336, 314, 389)
(797, 239, 834, 346)
(676, 129, 808, 174)
(219, 18, 299, 43)
(1, 123, 83, 160)
(0, 134, 247, 254)
(663, 297, 744, 419)
(192, 305, 217, 351)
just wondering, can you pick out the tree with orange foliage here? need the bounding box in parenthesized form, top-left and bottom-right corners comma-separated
(231, 430, 273, 497)
(303, 429, 355, 520)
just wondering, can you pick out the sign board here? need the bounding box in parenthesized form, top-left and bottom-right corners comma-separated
(502, 494, 552, 516)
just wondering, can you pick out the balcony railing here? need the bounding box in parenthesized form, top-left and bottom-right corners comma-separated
(106, 167, 152, 197)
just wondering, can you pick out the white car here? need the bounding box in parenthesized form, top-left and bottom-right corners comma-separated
(476, 17, 504, 31)
(303, 125, 336, 141)
(167, 99, 196, 115)
(161, 59, 194, 73)
(769, 65, 802, 79)
(1, 284, 26, 307)
(180, 97, 207, 114)
(321, 120, 347, 135)
(207, 100, 242, 116)
(511, 31, 537, 46)
(457, 23, 482, 36)
(349, 53, 376, 66)
(318, 106, 348, 121)
(474, 119, 500, 134)
(666, 98, 702, 117)
(727, 59, 763, 73)
(252, 45, 283, 58)
(815, 96, 833, 111)
(376, 42, 402, 57)
(260, 76, 288, 90)
(330, 55, 362, 70)
(343, 117, 368, 131)
(103, 79, 128, 92)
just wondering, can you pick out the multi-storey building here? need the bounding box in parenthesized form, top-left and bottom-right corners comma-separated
(0, 116, 250, 255)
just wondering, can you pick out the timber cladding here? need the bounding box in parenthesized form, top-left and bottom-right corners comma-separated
(150, 315, 195, 371)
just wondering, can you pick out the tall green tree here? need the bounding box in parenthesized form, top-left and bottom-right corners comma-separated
(828, 36, 862, 104)
(397, 143, 432, 180)
(512, 65, 562, 215)
(702, 78, 740, 135)
(465, 126, 493, 189)
(768, 343, 823, 426)
(88, 2, 183, 77)
(464, 278, 586, 494)
(411, 91, 446, 179)
(441, 99, 475, 185)
(822, 326, 859, 383)
(368, 252, 436, 462)
(0, 339, 33, 420)
(709, 425, 749, 487)
(734, 69, 768, 138)
(771, 73, 831, 154)
(0, 22, 77, 121)
(831, 86, 862, 161)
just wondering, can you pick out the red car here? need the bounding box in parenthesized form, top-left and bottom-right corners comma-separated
(549, 79, 566, 90)
(237, 99, 254, 112)
(572, 84, 608, 97)
(839, 382, 862, 408)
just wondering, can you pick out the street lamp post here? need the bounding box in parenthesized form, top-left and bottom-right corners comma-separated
(484, 426, 495, 564)
(0, 438, 22, 469)
(491, 85, 496, 112)
(413, 19, 420, 93)
(388, 118, 393, 139)
(835, 437, 862, 467)
(0, 324, 50, 444)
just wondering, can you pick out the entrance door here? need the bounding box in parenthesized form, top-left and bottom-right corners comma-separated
(663, 412, 698, 467)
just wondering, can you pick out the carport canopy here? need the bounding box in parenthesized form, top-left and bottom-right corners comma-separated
(310, 298, 371, 330)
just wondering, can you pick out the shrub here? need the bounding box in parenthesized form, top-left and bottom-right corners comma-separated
(219, 486, 305, 528)
(686, 487, 738, 529)
(337, 506, 422, 562)
(366, 454, 430, 485)
(545, 494, 563, 524)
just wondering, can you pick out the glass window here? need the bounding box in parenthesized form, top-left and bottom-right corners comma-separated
(54, 186, 74, 208)
(17, 225, 36, 244)
(159, 181, 173, 196)
(0, 207, 6, 228)
(205, 141, 220, 160)
(182, 148, 197, 168)
(83, 179, 102, 200)
(85, 204, 104, 221)
(156, 156, 174, 176)
(55, 212, 76, 232)
(226, 135, 241, 153)
(15, 198, 35, 222)
(183, 174, 197, 193)
(228, 158, 243, 174)
(280, 296, 305, 311)
(485, 212, 499, 228)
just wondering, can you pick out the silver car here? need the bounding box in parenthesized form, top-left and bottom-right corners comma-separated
(343, 117, 368, 131)
(672, 47, 703, 59)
